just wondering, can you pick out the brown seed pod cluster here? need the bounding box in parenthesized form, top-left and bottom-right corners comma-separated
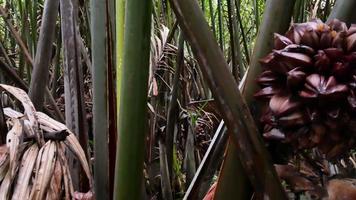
(255, 19, 356, 159)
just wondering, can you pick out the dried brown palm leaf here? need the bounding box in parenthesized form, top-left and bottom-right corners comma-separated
(12, 144, 39, 200)
(29, 141, 57, 200)
(0, 145, 8, 182)
(0, 84, 93, 199)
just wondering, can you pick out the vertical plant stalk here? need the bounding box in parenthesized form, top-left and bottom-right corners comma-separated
(184, 124, 197, 186)
(208, 0, 217, 38)
(159, 139, 174, 200)
(116, 0, 125, 118)
(216, 0, 296, 198)
(253, 0, 259, 31)
(18, 0, 27, 79)
(327, 0, 356, 23)
(201, 0, 205, 13)
(235, 2, 250, 63)
(169, 0, 287, 198)
(60, 0, 89, 190)
(165, 32, 184, 180)
(114, 0, 126, 196)
(114, 0, 125, 197)
(29, 0, 59, 110)
(231, 0, 245, 77)
(226, 0, 241, 80)
(105, 0, 117, 198)
(51, 32, 62, 97)
(217, 0, 224, 50)
(293, 0, 302, 23)
(30, 0, 38, 53)
(91, 0, 110, 199)
(113, 0, 152, 199)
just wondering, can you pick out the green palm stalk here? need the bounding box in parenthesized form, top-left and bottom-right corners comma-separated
(113, 0, 152, 199)
(91, 0, 110, 199)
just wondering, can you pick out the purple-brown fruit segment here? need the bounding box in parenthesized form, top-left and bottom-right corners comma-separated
(347, 34, 356, 52)
(287, 68, 306, 89)
(278, 112, 307, 127)
(332, 62, 351, 81)
(259, 52, 275, 67)
(256, 70, 279, 87)
(300, 74, 348, 101)
(321, 76, 348, 99)
(323, 48, 344, 61)
(260, 50, 312, 74)
(254, 87, 280, 100)
(344, 52, 356, 63)
(300, 74, 324, 99)
(346, 25, 356, 52)
(332, 31, 346, 49)
(283, 44, 315, 55)
(269, 94, 301, 117)
(348, 90, 356, 110)
(328, 19, 347, 32)
(260, 109, 275, 125)
(319, 30, 334, 49)
(274, 33, 293, 50)
(285, 24, 306, 44)
(263, 128, 286, 140)
(274, 50, 312, 67)
(301, 27, 320, 48)
(314, 50, 331, 72)
(347, 24, 356, 35)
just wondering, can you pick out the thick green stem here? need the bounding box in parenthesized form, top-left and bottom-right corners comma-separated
(113, 0, 152, 199)
(116, 0, 125, 117)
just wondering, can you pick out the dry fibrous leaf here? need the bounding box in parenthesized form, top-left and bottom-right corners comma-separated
(29, 141, 57, 200)
(12, 144, 38, 200)
(0, 84, 93, 199)
(0, 145, 9, 182)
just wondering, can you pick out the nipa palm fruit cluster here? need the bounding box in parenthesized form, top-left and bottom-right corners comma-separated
(255, 19, 356, 159)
